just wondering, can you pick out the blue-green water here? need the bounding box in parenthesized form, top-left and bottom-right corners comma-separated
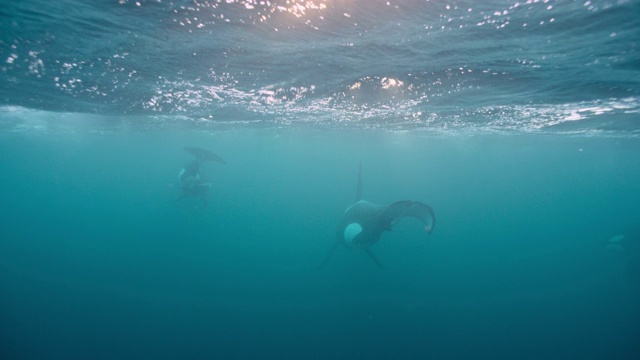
(2, 128, 639, 358)
(2, 0, 640, 359)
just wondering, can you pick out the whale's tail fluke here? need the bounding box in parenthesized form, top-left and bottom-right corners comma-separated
(184, 147, 226, 164)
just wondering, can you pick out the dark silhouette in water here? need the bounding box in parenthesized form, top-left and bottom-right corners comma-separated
(605, 225, 640, 287)
(177, 147, 225, 202)
(322, 162, 436, 268)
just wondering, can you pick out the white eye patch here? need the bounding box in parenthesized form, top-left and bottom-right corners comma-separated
(343, 223, 363, 245)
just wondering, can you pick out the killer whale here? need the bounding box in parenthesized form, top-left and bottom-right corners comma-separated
(179, 146, 226, 182)
(605, 225, 640, 286)
(177, 147, 225, 200)
(322, 162, 435, 268)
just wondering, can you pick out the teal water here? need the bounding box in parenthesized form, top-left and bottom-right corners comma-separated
(2, 0, 640, 359)
(2, 126, 639, 358)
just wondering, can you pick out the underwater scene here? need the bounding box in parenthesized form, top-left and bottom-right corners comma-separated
(1, 0, 640, 359)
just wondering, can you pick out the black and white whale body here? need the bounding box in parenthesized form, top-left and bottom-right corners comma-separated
(177, 147, 225, 200)
(322, 163, 435, 268)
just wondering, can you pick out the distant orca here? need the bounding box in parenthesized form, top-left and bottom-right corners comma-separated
(322, 162, 436, 268)
(605, 234, 628, 252)
(177, 147, 225, 201)
(604, 227, 640, 286)
(179, 147, 226, 183)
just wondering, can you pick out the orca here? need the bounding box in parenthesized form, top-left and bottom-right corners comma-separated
(322, 162, 435, 268)
(177, 147, 225, 201)
(605, 234, 628, 252)
(179, 147, 226, 183)
(605, 227, 640, 286)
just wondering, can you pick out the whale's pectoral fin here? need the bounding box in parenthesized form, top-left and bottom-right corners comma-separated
(382, 201, 436, 234)
(320, 240, 341, 269)
(184, 147, 226, 164)
(404, 201, 436, 234)
(364, 248, 384, 269)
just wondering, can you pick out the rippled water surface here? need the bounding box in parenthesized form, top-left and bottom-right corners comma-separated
(2, 0, 639, 131)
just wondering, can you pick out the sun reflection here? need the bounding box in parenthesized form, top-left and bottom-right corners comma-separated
(380, 77, 403, 89)
(277, 0, 327, 18)
(226, 0, 328, 20)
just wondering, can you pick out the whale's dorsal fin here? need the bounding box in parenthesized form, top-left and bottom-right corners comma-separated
(355, 161, 363, 202)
